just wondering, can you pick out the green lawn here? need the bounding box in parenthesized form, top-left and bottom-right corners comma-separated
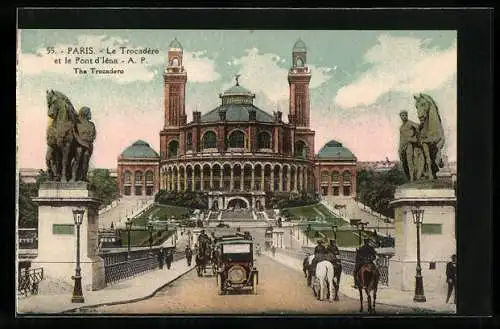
(282, 203, 347, 227)
(118, 228, 176, 247)
(132, 204, 193, 226)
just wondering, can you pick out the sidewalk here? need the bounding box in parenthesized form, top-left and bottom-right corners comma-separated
(17, 258, 195, 314)
(265, 249, 456, 314)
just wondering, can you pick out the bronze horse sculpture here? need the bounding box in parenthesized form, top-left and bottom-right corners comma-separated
(45, 90, 96, 182)
(357, 263, 380, 314)
(414, 93, 445, 180)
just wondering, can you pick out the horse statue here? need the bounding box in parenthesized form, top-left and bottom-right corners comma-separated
(46, 90, 95, 182)
(46, 90, 79, 182)
(357, 263, 380, 314)
(414, 93, 446, 180)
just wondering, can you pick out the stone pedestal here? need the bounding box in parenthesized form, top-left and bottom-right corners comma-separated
(31, 182, 105, 291)
(389, 182, 456, 295)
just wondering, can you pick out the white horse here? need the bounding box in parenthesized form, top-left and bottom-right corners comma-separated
(313, 260, 335, 302)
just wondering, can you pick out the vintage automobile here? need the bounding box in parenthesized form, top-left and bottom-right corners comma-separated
(215, 235, 258, 295)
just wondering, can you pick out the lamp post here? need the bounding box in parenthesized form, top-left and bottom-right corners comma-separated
(147, 222, 153, 254)
(125, 218, 132, 259)
(411, 206, 426, 302)
(71, 208, 85, 303)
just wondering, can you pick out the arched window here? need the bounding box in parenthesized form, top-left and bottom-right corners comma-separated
(331, 171, 340, 183)
(294, 140, 307, 159)
(321, 171, 329, 183)
(123, 171, 132, 185)
(202, 131, 217, 149)
(145, 170, 154, 196)
(296, 57, 304, 67)
(257, 131, 271, 149)
(171, 57, 179, 66)
(168, 140, 179, 159)
(342, 171, 352, 184)
(134, 170, 143, 196)
(228, 130, 245, 148)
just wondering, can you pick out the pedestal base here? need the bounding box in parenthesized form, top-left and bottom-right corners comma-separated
(31, 182, 105, 291)
(389, 185, 456, 295)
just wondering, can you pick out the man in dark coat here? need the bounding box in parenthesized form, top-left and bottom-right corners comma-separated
(185, 246, 193, 266)
(165, 249, 174, 269)
(353, 238, 377, 288)
(446, 254, 457, 304)
(157, 248, 164, 269)
(326, 239, 340, 264)
(314, 240, 327, 261)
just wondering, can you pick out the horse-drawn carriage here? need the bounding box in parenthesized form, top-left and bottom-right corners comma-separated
(215, 234, 258, 295)
(195, 237, 218, 277)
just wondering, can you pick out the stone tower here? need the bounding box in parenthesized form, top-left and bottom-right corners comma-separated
(288, 38, 312, 128)
(160, 38, 187, 161)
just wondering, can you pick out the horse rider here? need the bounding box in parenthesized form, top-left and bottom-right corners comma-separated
(326, 239, 340, 265)
(354, 238, 378, 288)
(185, 246, 193, 266)
(314, 240, 327, 261)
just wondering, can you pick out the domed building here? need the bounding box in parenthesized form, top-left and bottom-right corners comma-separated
(117, 38, 358, 207)
(314, 140, 357, 200)
(117, 140, 160, 197)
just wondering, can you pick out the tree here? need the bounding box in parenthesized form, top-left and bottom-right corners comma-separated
(356, 166, 406, 218)
(88, 169, 119, 207)
(18, 177, 38, 228)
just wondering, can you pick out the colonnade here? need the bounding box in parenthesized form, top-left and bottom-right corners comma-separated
(160, 162, 313, 193)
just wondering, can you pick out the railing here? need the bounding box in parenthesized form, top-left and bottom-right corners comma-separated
(100, 247, 184, 285)
(18, 267, 44, 297)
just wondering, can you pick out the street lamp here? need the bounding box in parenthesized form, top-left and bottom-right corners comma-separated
(71, 208, 85, 303)
(306, 224, 312, 247)
(147, 222, 154, 254)
(125, 217, 132, 259)
(411, 206, 426, 302)
(332, 225, 338, 241)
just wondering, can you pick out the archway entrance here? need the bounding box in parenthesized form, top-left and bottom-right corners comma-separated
(227, 197, 249, 210)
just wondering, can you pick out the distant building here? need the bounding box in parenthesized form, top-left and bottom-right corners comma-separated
(314, 140, 357, 200)
(19, 168, 41, 184)
(357, 159, 398, 172)
(115, 38, 359, 208)
(117, 140, 161, 197)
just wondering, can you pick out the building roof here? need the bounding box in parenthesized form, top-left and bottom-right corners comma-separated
(200, 104, 274, 123)
(293, 38, 307, 52)
(169, 38, 183, 50)
(120, 140, 160, 159)
(222, 84, 253, 95)
(199, 82, 274, 123)
(317, 140, 356, 160)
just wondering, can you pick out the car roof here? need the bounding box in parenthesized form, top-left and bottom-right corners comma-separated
(215, 239, 252, 245)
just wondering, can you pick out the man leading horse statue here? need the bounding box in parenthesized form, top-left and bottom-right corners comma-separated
(399, 93, 446, 182)
(46, 90, 96, 182)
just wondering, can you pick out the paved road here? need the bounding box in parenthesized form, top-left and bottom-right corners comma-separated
(95, 249, 410, 314)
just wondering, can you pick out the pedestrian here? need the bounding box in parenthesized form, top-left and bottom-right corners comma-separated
(446, 254, 457, 304)
(157, 248, 164, 269)
(165, 248, 174, 269)
(271, 245, 276, 257)
(185, 246, 193, 266)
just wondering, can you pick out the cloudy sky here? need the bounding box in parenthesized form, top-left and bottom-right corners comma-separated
(17, 30, 457, 169)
